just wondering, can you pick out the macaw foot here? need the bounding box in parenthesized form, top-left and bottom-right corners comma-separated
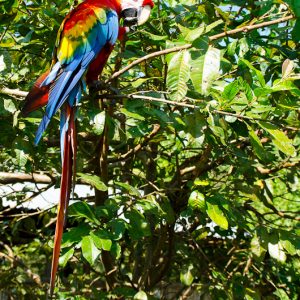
(89, 80, 120, 95)
(89, 80, 106, 92)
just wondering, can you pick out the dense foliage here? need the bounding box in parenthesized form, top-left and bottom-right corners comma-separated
(1, 0, 300, 299)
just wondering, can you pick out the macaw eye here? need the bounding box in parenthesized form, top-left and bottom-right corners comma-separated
(121, 8, 138, 27)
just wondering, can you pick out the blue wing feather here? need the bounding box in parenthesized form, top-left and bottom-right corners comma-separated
(34, 8, 119, 144)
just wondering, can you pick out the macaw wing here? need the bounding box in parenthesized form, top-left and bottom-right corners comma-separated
(34, 4, 119, 144)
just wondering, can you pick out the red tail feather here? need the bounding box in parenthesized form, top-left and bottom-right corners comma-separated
(22, 71, 50, 116)
(50, 105, 76, 296)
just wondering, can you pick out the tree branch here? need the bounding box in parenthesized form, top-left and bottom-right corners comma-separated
(0, 87, 28, 98)
(257, 160, 300, 175)
(108, 14, 294, 81)
(0, 172, 93, 185)
(0, 172, 54, 184)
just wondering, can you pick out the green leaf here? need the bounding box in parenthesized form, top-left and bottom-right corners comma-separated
(292, 19, 300, 42)
(120, 107, 145, 121)
(59, 248, 74, 268)
(178, 24, 205, 42)
(206, 201, 228, 230)
(110, 242, 121, 259)
(140, 30, 168, 41)
(114, 182, 141, 197)
(125, 209, 151, 240)
(4, 99, 16, 114)
(222, 80, 240, 102)
(93, 111, 106, 135)
(245, 288, 261, 300)
(191, 47, 220, 95)
(68, 201, 100, 225)
(268, 242, 287, 263)
(12, 137, 31, 168)
(280, 231, 297, 256)
(281, 239, 297, 256)
(238, 37, 249, 57)
(90, 230, 112, 251)
(81, 236, 101, 265)
(77, 173, 108, 191)
(273, 289, 290, 300)
(160, 198, 175, 224)
(194, 179, 210, 186)
(286, 0, 300, 17)
(180, 265, 194, 286)
(192, 37, 209, 55)
(258, 122, 296, 156)
(60, 224, 91, 248)
(188, 191, 206, 212)
(167, 50, 191, 101)
(184, 110, 206, 138)
(248, 129, 267, 161)
(134, 291, 148, 300)
(131, 77, 160, 88)
(109, 219, 126, 240)
(205, 19, 223, 33)
(239, 58, 265, 87)
(251, 236, 267, 262)
(14, 149, 28, 167)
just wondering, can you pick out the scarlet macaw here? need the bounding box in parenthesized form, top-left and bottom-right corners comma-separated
(21, 0, 154, 294)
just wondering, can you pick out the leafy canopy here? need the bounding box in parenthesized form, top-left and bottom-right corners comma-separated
(0, 0, 300, 299)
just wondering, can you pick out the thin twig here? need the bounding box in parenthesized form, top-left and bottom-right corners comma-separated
(109, 123, 161, 163)
(100, 93, 300, 131)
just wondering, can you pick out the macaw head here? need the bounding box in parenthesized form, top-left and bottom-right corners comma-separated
(121, 0, 154, 27)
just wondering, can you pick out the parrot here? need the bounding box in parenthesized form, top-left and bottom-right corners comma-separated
(21, 0, 154, 295)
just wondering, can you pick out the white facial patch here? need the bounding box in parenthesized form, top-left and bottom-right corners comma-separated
(121, 0, 144, 10)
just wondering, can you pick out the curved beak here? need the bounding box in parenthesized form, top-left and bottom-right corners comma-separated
(137, 5, 152, 25)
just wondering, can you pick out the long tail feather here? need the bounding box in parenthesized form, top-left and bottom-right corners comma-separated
(50, 104, 76, 296)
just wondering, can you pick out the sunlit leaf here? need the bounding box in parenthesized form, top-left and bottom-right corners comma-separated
(81, 235, 101, 265)
(188, 191, 206, 212)
(178, 24, 205, 42)
(90, 230, 112, 251)
(167, 50, 191, 101)
(206, 201, 228, 230)
(180, 265, 194, 286)
(134, 291, 148, 300)
(78, 173, 108, 191)
(93, 111, 106, 135)
(258, 122, 296, 156)
(191, 47, 220, 95)
(268, 242, 287, 263)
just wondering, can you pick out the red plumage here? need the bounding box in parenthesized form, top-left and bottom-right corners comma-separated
(22, 71, 50, 116)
